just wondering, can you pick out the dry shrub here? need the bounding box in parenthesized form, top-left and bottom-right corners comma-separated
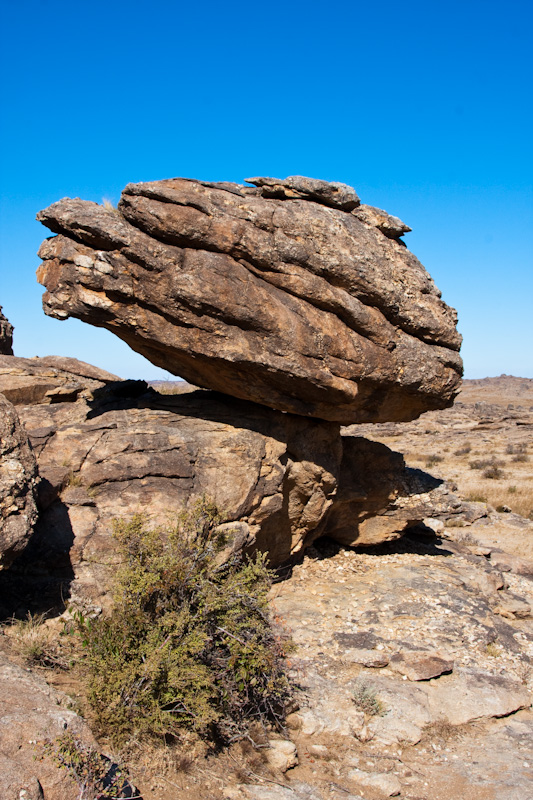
(8, 613, 70, 670)
(76, 498, 292, 746)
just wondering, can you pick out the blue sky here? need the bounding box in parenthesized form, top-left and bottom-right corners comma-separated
(1, 0, 531, 380)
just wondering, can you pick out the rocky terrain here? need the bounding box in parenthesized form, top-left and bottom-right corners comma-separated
(0, 177, 531, 799)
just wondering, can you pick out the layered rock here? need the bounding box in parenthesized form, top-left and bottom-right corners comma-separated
(0, 306, 13, 355)
(0, 394, 38, 569)
(0, 358, 450, 606)
(36, 176, 462, 424)
(0, 354, 119, 406)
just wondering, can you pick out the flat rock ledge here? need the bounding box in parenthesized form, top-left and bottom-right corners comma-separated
(37, 175, 462, 424)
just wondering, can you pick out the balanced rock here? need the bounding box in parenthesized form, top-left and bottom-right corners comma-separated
(0, 306, 13, 355)
(0, 394, 38, 569)
(36, 176, 462, 424)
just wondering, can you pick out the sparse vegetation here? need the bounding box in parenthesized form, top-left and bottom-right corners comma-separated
(454, 444, 472, 456)
(483, 465, 505, 480)
(8, 612, 70, 670)
(75, 498, 291, 746)
(44, 732, 132, 800)
(469, 457, 504, 471)
(352, 681, 385, 717)
(466, 492, 488, 503)
(426, 454, 444, 468)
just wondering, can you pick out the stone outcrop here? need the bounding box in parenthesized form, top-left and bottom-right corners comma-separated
(36, 176, 462, 424)
(0, 354, 119, 406)
(0, 357, 450, 607)
(0, 394, 38, 569)
(0, 306, 13, 355)
(324, 437, 461, 546)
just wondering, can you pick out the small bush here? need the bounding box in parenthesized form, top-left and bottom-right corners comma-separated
(483, 465, 504, 480)
(425, 454, 444, 468)
(352, 681, 385, 717)
(454, 444, 471, 456)
(76, 498, 291, 746)
(44, 732, 131, 800)
(469, 457, 503, 471)
(466, 492, 488, 503)
(506, 443, 527, 455)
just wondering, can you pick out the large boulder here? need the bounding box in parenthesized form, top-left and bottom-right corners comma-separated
(0, 306, 13, 355)
(0, 394, 38, 569)
(16, 381, 341, 607)
(3, 366, 450, 608)
(36, 176, 462, 424)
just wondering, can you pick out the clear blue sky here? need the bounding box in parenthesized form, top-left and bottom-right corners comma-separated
(1, 0, 532, 380)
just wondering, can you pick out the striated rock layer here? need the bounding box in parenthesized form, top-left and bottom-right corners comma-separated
(36, 176, 462, 424)
(2, 358, 454, 607)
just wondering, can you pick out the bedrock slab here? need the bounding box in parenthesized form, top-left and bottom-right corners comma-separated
(36, 176, 462, 423)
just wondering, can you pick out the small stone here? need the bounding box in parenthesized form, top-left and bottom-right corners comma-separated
(265, 739, 298, 773)
(390, 652, 454, 681)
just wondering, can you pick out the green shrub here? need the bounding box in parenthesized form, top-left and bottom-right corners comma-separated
(44, 732, 131, 799)
(76, 498, 291, 746)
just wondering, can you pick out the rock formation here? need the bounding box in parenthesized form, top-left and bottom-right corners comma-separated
(0, 306, 13, 355)
(1, 356, 453, 608)
(0, 394, 38, 569)
(36, 176, 462, 424)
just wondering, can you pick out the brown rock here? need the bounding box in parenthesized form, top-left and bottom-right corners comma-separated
(0, 650, 131, 800)
(17, 381, 341, 606)
(0, 354, 119, 406)
(390, 652, 454, 681)
(0, 394, 38, 569)
(36, 176, 462, 424)
(490, 550, 533, 576)
(323, 435, 460, 546)
(5, 360, 449, 606)
(0, 306, 13, 355)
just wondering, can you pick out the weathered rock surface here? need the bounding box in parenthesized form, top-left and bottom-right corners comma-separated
(0, 354, 457, 608)
(7, 382, 450, 609)
(0, 306, 13, 355)
(36, 176, 462, 424)
(11, 380, 340, 607)
(268, 529, 533, 799)
(0, 394, 38, 569)
(0, 354, 119, 406)
(324, 436, 462, 546)
(0, 650, 134, 800)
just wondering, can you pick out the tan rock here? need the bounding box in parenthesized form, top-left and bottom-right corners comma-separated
(390, 652, 454, 681)
(265, 739, 298, 773)
(36, 176, 462, 424)
(0, 394, 38, 569)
